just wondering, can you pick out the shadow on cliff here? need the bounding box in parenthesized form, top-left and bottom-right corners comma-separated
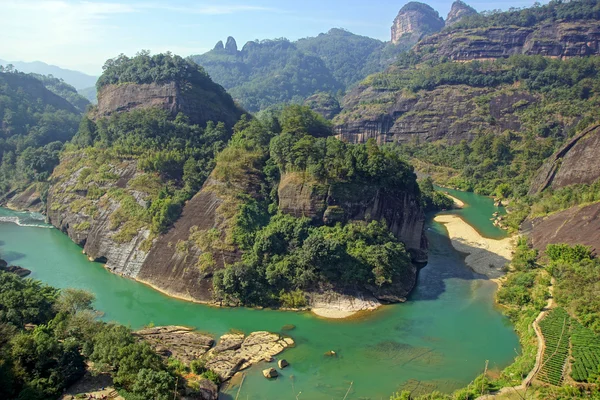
(409, 218, 504, 302)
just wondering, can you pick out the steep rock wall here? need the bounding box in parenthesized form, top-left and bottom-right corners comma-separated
(416, 21, 600, 62)
(391, 2, 445, 45)
(47, 156, 151, 277)
(95, 81, 242, 127)
(529, 124, 600, 195)
(525, 203, 600, 254)
(278, 173, 427, 262)
(335, 85, 535, 144)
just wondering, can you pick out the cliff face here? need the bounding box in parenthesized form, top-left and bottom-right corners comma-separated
(47, 156, 151, 277)
(529, 124, 600, 195)
(416, 21, 600, 62)
(95, 81, 242, 127)
(526, 124, 600, 252)
(278, 172, 427, 263)
(334, 84, 535, 144)
(526, 203, 600, 254)
(446, 1, 477, 27)
(391, 2, 445, 45)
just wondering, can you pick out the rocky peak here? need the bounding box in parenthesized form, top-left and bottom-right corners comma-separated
(446, 1, 477, 27)
(213, 40, 224, 51)
(225, 36, 238, 53)
(391, 2, 445, 44)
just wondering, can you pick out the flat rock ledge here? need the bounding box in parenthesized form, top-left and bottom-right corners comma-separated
(136, 326, 294, 381)
(309, 290, 381, 319)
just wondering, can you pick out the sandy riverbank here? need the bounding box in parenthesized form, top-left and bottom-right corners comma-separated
(446, 194, 465, 208)
(434, 214, 514, 279)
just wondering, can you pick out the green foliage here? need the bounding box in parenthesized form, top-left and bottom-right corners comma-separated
(98, 51, 211, 89)
(418, 177, 454, 212)
(214, 216, 412, 306)
(0, 273, 58, 328)
(453, 0, 600, 30)
(511, 237, 539, 271)
(531, 179, 600, 217)
(548, 248, 600, 335)
(546, 244, 593, 264)
(190, 39, 342, 112)
(0, 71, 81, 194)
(295, 28, 386, 88)
(538, 308, 571, 386)
(570, 319, 600, 383)
(29, 73, 90, 112)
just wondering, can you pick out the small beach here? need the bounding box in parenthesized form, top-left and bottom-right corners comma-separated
(434, 214, 513, 279)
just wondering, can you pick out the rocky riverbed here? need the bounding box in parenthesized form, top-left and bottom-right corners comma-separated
(136, 326, 294, 381)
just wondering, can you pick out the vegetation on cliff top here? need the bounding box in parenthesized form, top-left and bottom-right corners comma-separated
(452, 0, 600, 30)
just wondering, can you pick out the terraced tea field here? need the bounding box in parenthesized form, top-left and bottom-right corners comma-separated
(570, 320, 600, 383)
(538, 308, 570, 386)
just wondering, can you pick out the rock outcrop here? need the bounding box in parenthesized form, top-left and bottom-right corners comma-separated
(47, 157, 151, 278)
(0, 259, 31, 277)
(526, 203, 600, 254)
(2, 185, 43, 213)
(416, 21, 600, 62)
(525, 124, 600, 253)
(303, 92, 341, 119)
(277, 172, 426, 262)
(529, 124, 600, 195)
(445, 1, 477, 27)
(135, 326, 215, 363)
(137, 327, 292, 398)
(334, 84, 535, 144)
(138, 327, 294, 382)
(391, 2, 445, 45)
(95, 80, 242, 128)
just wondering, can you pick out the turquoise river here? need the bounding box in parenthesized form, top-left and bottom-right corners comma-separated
(0, 190, 518, 399)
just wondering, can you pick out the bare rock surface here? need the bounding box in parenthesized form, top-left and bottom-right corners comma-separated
(391, 2, 444, 45)
(137, 327, 294, 383)
(205, 331, 294, 380)
(136, 326, 214, 363)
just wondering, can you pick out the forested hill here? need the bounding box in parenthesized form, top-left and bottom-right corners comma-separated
(0, 70, 83, 208)
(189, 30, 409, 112)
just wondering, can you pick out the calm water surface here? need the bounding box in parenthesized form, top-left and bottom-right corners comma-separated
(0, 191, 518, 399)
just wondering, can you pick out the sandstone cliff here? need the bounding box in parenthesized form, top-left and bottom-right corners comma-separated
(416, 21, 600, 62)
(446, 1, 477, 27)
(391, 2, 445, 45)
(95, 80, 242, 128)
(278, 172, 427, 262)
(529, 124, 600, 195)
(334, 84, 535, 144)
(525, 124, 600, 253)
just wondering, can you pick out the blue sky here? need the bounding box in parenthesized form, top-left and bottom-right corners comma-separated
(0, 0, 547, 75)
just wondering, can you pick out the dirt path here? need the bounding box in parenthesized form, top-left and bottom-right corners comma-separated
(476, 278, 555, 399)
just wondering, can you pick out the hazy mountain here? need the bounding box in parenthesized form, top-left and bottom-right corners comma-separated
(0, 59, 98, 90)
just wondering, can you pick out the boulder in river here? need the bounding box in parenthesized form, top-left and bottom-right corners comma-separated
(262, 368, 278, 379)
(0, 262, 32, 278)
(278, 359, 289, 369)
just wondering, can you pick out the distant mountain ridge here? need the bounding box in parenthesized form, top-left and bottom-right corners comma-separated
(0, 59, 98, 90)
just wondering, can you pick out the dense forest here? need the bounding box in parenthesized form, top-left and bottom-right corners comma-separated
(0, 70, 82, 199)
(0, 271, 218, 400)
(190, 30, 409, 112)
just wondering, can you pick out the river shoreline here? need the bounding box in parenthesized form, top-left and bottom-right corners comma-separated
(434, 214, 514, 279)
